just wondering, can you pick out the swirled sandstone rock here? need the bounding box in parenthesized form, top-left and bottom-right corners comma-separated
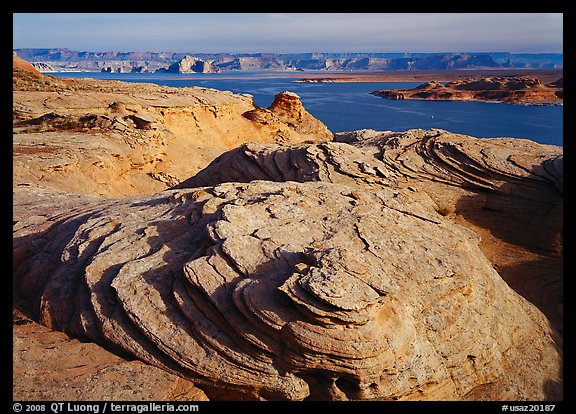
(333, 129, 564, 332)
(175, 129, 563, 332)
(176, 128, 562, 260)
(173, 128, 563, 251)
(14, 173, 562, 400)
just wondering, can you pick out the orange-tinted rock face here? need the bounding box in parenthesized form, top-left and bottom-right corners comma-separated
(372, 76, 563, 105)
(13, 72, 332, 197)
(13, 310, 209, 401)
(243, 91, 332, 143)
(13, 52, 41, 75)
(269, 90, 303, 112)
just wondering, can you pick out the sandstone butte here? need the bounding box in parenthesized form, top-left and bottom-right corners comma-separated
(371, 76, 563, 105)
(13, 53, 563, 401)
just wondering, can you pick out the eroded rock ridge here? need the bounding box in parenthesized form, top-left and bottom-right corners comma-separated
(13, 67, 331, 196)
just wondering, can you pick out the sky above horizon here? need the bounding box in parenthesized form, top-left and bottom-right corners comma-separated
(13, 13, 563, 54)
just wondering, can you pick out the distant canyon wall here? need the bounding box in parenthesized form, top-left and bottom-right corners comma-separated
(14, 49, 564, 73)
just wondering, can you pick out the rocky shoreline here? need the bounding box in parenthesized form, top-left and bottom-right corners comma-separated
(370, 76, 563, 106)
(13, 54, 563, 401)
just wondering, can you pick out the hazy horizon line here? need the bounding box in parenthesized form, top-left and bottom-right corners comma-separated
(14, 48, 564, 56)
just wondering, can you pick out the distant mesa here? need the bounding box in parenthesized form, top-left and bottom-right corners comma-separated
(101, 55, 221, 74)
(13, 48, 563, 73)
(158, 55, 221, 74)
(371, 76, 563, 105)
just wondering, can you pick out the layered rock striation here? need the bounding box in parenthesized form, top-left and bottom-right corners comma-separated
(14, 129, 563, 401)
(174, 128, 564, 331)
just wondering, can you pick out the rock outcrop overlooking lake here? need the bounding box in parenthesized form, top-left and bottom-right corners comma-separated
(371, 76, 563, 105)
(13, 62, 331, 196)
(13, 54, 563, 401)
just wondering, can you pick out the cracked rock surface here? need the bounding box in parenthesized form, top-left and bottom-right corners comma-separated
(14, 141, 562, 399)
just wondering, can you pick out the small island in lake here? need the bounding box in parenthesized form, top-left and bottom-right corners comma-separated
(371, 76, 563, 105)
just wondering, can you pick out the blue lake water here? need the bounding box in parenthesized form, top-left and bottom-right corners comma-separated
(50, 72, 563, 146)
